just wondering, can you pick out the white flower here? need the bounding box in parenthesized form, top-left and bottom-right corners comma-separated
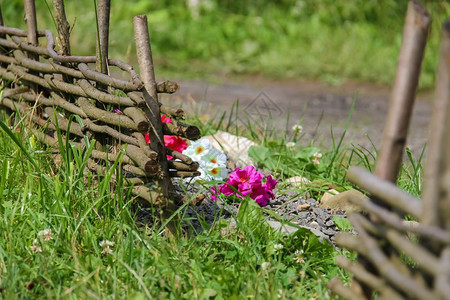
(273, 243, 284, 253)
(261, 262, 271, 270)
(201, 147, 227, 165)
(183, 138, 228, 182)
(183, 139, 211, 161)
(202, 163, 228, 181)
(30, 245, 42, 253)
(312, 152, 322, 165)
(292, 124, 303, 133)
(294, 249, 305, 264)
(99, 240, 114, 248)
(102, 247, 114, 255)
(286, 142, 296, 150)
(99, 240, 114, 255)
(38, 229, 53, 241)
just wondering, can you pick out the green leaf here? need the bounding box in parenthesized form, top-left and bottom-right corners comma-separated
(332, 216, 354, 231)
(0, 119, 38, 169)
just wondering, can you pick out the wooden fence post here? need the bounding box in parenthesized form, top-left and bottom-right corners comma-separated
(422, 21, 450, 230)
(375, 0, 430, 183)
(96, 0, 110, 74)
(133, 15, 177, 234)
(52, 0, 71, 56)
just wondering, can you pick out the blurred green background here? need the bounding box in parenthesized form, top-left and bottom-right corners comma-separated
(1, 0, 449, 89)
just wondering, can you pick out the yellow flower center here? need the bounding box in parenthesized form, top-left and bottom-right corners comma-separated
(195, 146, 204, 154)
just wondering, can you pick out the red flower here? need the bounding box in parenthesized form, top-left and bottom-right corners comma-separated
(143, 115, 186, 159)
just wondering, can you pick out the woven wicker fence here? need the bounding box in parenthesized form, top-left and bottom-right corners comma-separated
(0, 0, 200, 208)
(328, 1, 450, 299)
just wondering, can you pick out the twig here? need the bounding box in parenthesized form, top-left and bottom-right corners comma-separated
(327, 278, 366, 300)
(45, 107, 84, 137)
(76, 97, 138, 130)
(350, 215, 436, 300)
(78, 79, 136, 106)
(163, 119, 201, 140)
(334, 256, 403, 300)
(347, 166, 422, 217)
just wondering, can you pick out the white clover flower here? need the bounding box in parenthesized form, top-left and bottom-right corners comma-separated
(99, 240, 114, 248)
(261, 262, 271, 270)
(292, 124, 303, 133)
(99, 240, 114, 255)
(312, 152, 322, 165)
(273, 243, 284, 253)
(102, 247, 114, 255)
(30, 245, 42, 253)
(286, 142, 296, 150)
(294, 249, 305, 264)
(38, 229, 53, 241)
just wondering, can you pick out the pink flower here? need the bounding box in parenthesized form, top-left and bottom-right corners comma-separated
(143, 115, 186, 159)
(211, 166, 277, 207)
(161, 114, 172, 123)
(164, 135, 187, 154)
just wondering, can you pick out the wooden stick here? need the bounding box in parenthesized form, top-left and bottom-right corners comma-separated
(96, 0, 110, 74)
(327, 278, 366, 300)
(133, 15, 173, 201)
(24, 0, 38, 54)
(347, 193, 450, 243)
(385, 229, 440, 276)
(131, 185, 168, 207)
(76, 97, 138, 130)
(52, 0, 71, 56)
(163, 119, 201, 140)
(375, 0, 431, 183)
(334, 256, 403, 300)
(350, 215, 436, 300)
(422, 21, 450, 229)
(436, 246, 450, 299)
(347, 166, 422, 217)
(45, 107, 84, 137)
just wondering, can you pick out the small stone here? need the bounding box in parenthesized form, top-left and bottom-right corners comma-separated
(297, 203, 311, 211)
(319, 189, 367, 213)
(310, 221, 319, 229)
(322, 228, 337, 236)
(325, 220, 335, 227)
(320, 189, 340, 203)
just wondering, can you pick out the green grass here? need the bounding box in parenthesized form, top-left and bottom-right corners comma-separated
(0, 107, 351, 298)
(2, 0, 449, 89)
(0, 86, 428, 298)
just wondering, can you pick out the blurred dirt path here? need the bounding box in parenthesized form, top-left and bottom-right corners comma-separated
(162, 77, 433, 157)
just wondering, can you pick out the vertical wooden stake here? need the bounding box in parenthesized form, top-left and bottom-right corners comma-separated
(24, 0, 38, 49)
(422, 21, 450, 229)
(96, 0, 110, 74)
(375, 0, 430, 183)
(52, 0, 71, 56)
(133, 15, 177, 234)
(24, 0, 39, 92)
